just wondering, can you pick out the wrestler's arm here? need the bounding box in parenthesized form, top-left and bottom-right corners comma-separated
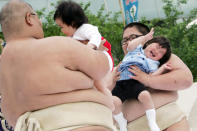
(129, 54, 193, 91)
(36, 89, 114, 110)
(58, 37, 110, 81)
(31, 37, 110, 94)
(107, 63, 121, 91)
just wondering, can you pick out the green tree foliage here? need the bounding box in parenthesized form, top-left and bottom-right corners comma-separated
(34, 0, 197, 81)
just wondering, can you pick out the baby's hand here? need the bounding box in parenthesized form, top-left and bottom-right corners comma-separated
(163, 63, 172, 71)
(144, 28, 154, 42)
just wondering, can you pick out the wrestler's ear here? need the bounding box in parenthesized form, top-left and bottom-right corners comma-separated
(25, 12, 33, 26)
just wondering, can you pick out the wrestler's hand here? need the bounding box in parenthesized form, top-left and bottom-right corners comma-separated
(98, 39, 108, 51)
(128, 65, 150, 87)
(108, 62, 121, 91)
(112, 62, 121, 82)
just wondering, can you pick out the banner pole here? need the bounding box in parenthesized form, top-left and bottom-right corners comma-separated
(103, 0, 109, 13)
(118, 0, 126, 26)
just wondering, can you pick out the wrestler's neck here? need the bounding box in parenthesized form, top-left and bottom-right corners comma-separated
(5, 34, 42, 43)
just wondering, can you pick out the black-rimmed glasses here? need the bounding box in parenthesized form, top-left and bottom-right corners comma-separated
(121, 34, 143, 45)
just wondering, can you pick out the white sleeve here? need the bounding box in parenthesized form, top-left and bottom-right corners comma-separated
(103, 51, 113, 71)
(76, 24, 101, 48)
(87, 26, 101, 48)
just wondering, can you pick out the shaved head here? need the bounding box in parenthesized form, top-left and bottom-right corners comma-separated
(0, 0, 33, 39)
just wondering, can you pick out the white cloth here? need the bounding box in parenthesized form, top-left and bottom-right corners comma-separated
(113, 112, 127, 131)
(14, 102, 118, 131)
(127, 102, 185, 131)
(103, 51, 113, 71)
(73, 24, 101, 48)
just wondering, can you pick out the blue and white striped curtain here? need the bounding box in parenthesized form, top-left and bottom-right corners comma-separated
(122, 0, 138, 25)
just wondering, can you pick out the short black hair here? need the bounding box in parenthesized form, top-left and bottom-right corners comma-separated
(54, 0, 88, 29)
(123, 22, 150, 36)
(143, 36, 171, 66)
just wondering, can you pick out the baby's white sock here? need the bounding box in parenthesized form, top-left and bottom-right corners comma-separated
(113, 112, 127, 131)
(146, 109, 160, 131)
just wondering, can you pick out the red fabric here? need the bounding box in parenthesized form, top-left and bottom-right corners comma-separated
(101, 37, 114, 70)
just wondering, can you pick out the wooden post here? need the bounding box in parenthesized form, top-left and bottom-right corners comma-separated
(118, 0, 126, 26)
(103, 0, 109, 13)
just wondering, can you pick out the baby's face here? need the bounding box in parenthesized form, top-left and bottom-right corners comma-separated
(55, 18, 75, 36)
(144, 43, 167, 61)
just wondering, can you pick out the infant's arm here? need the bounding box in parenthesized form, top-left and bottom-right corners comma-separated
(152, 63, 172, 76)
(127, 28, 154, 51)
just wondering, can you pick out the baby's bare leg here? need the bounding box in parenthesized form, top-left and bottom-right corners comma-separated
(138, 90, 154, 110)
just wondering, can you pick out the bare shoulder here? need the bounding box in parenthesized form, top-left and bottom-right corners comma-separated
(168, 54, 189, 70)
(39, 36, 80, 48)
(168, 53, 193, 87)
(36, 36, 86, 55)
